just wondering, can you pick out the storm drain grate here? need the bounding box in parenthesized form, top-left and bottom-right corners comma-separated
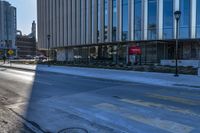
(58, 127, 88, 133)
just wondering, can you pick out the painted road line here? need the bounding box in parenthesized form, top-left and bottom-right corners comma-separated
(146, 93, 200, 106)
(120, 99, 200, 117)
(95, 103, 194, 133)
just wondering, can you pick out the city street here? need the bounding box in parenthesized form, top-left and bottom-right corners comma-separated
(0, 68, 200, 133)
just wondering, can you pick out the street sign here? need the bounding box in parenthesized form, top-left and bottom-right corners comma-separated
(8, 49, 14, 55)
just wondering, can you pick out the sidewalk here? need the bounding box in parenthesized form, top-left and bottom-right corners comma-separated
(1, 63, 200, 90)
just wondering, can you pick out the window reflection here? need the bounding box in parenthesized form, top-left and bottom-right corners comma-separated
(163, 0, 173, 39)
(148, 0, 157, 40)
(122, 0, 128, 41)
(112, 0, 117, 41)
(179, 0, 190, 39)
(134, 0, 142, 40)
(197, 0, 200, 38)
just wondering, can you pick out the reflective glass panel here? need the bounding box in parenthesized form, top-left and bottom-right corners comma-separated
(148, 0, 157, 40)
(134, 0, 142, 40)
(122, 0, 128, 41)
(197, 0, 200, 38)
(179, 0, 190, 38)
(163, 0, 173, 39)
(112, 0, 117, 41)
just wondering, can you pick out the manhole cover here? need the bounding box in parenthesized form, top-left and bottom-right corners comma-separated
(58, 128, 88, 133)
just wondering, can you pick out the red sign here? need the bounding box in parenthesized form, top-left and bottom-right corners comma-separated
(129, 46, 142, 55)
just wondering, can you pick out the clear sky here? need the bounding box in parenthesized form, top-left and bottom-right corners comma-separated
(7, 0, 37, 35)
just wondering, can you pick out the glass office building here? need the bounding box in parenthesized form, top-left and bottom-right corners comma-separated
(37, 0, 200, 65)
(0, 1, 17, 57)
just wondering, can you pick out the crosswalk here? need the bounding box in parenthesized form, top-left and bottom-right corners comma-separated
(62, 92, 200, 133)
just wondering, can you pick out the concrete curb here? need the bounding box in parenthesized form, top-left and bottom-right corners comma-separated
(0, 65, 36, 72)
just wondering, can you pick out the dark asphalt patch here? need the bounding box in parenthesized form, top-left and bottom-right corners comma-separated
(58, 127, 88, 133)
(174, 84, 200, 89)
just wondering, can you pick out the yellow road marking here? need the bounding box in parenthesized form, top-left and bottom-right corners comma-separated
(121, 99, 200, 117)
(95, 103, 194, 133)
(146, 93, 200, 106)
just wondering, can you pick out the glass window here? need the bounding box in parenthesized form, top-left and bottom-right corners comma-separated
(122, 0, 128, 41)
(112, 0, 117, 41)
(97, 0, 100, 42)
(179, 0, 190, 38)
(104, 0, 108, 41)
(197, 0, 200, 38)
(163, 0, 173, 39)
(148, 0, 157, 40)
(134, 0, 142, 40)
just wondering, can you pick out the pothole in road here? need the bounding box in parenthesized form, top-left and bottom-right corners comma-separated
(58, 127, 88, 133)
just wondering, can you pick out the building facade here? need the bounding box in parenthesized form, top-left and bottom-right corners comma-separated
(16, 21, 37, 58)
(37, 0, 200, 66)
(0, 0, 17, 58)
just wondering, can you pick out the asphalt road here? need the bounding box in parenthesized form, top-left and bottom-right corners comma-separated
(0, 68, 200, 133)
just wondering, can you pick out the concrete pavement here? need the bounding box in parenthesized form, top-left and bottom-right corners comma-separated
(0, 68, 200, 133)
(0, 63, 200, 90)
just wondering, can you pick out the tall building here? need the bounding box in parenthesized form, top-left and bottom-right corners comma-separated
(37, 0, 200, 66)
(16, 21, 37, 58)
(0, 0, 17, 57)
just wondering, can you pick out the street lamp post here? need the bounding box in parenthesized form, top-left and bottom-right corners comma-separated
(174, 11, 181, 77)
(47, 34, 51, 67)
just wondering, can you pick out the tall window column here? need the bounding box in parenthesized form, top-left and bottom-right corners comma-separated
(122, 0, 128, 41)
(147, 0, 157, 40)
(179, 0, 190, 39)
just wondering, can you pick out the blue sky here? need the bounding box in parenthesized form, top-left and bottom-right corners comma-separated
(7, 0, 37, 35)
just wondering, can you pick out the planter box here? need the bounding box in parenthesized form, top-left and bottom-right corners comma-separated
(161, 60, 199, 68)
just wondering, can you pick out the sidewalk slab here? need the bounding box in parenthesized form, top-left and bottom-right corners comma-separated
(1, 63, 200, 90)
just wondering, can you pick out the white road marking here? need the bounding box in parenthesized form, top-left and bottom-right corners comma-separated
(146, 93, 200, 106)
(121, 99, 200, 117)
(95, 103, 194, 133)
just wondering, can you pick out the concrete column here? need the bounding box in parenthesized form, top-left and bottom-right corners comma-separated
(100, 0, 104, 42)
(56, 0, 60, 47)
(108, 0, 112, 42)
(86, 0, 92, 44)
(49, 0, 53, 48)
(130, 0, 134, 40)
(174, 0, 180, 39)
(191, 0, 197, 39)
(158, 0, 163, 40)
(117, 0, 122, 41)
(68, 0, 72, 45)
(143, 0, 148, 40)
(57, 48, 66, 61)
(63, 0, 68, 46)
(76, 0, 81, 45)
(52, 0, 56, 48)
(60, 0, 64, 47)
(67, 48, 74, 61)
(81, 0, 86, 44)
(72, 0, 76, 45)
(92, 0, 98, 44)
